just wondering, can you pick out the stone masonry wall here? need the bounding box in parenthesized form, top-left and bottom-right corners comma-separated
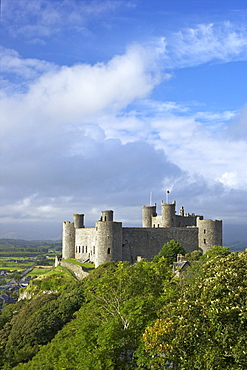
(122, 227, 199, 262)
(59, 260, 89, 279)
(75, 228, 96, 263)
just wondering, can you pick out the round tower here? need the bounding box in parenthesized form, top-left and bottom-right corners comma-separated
(197, 218, 222, 253)
(95, 211, 122, 268)
(73, 214, 84, 228)
(142, 205, 157, 227)
(162, 201, 176, 227)
(62, 221, 75, 259)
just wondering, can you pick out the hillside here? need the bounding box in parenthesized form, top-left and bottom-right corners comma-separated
(0, 246, 246, 369)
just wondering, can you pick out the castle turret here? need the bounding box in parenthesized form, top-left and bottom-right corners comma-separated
(62, 221, 75, 259)
(142, 205, 157, 227)
(197, 218, 222, 253)
(95, 210, 122, 268)
(101, 210, 113, 222)
(162, 201, 176, 227)
(73, 214, 84, 228)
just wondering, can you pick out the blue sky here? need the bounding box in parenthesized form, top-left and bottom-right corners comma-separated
(0, 0, 247, 242)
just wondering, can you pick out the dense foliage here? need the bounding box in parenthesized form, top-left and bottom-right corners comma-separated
(0, 244, 246, 369)
(140, 249, 247, 369)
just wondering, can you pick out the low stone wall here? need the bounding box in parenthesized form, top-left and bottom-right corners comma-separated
(59, 260, 89, 280)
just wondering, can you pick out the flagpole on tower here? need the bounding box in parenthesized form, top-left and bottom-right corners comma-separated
(166, 189, 170, 204)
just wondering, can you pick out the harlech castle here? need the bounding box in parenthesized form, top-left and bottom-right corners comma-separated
(62, 200, 222, 267)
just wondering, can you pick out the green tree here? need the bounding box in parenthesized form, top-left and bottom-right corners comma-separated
(202, 245, 230, 260)
(153, 240, 185, 264)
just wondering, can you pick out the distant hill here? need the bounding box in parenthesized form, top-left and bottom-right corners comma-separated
(0, 238, 61, 246)
(225, 240, 247, 252)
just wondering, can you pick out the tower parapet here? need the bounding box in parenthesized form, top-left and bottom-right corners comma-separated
(101, 210, 114, 222)
(73, 214, 84, 228)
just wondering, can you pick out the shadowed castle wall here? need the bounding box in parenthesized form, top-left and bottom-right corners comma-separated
(122, 227, 198, 262)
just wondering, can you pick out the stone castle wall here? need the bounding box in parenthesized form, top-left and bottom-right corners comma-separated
(75, 228, 96, 261)
(122, 227, 198, 262)
(59, 260, 89, 279)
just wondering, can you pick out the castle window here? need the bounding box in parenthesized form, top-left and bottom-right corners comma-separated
(86, 246, 87, 253)
(204, 229, 206, 234)
(204, 239, 206, 244)
(79, 246, 81, 253)
(157, 224, 159, 228)
(76, 246, 78, 253)
(107, 248, 111, 254)
(93, 246, 95, 254)
(82, 246, 84, 253)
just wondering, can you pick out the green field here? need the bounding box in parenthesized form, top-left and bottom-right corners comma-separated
(0, 239, 62, 258)
(0, 259, 35, 272)
(27, 267, 53, 278)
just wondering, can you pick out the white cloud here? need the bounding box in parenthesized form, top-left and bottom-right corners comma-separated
(1, 0, 129, 39)
(1, 44, 162, 137)
(0, 47, 52, 78)
(163, 22, 247, 67)
(194, 111, 235, 122)
(227, 104, 247, 140)
(148, 108, 247, 191)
